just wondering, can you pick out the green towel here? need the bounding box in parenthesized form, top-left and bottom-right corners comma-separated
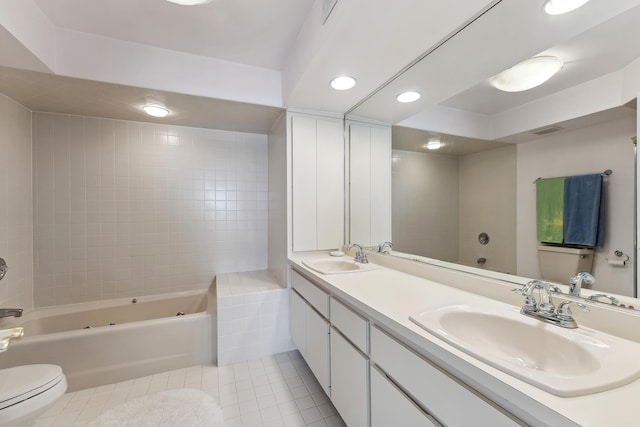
(536, 177, 565, 243)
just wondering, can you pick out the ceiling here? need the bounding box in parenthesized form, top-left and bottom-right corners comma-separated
(33, 0, 314, 71)
(0, 65, 283, 134)
(442, 4, 640, 115)
(350, 0, 640, 137)
(392, 126, 509, 156)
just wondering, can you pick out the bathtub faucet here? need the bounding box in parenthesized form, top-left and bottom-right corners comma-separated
(0, 308, 23, 319)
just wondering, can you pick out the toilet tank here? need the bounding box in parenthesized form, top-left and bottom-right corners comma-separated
(537, 245, 595, 285)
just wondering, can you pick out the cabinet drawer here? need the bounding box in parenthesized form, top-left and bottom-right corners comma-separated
(371, 365, 441, 427)
(291, 270, 329, 318)
(330, 297, 369, 353)
(371, 326, 520, 427)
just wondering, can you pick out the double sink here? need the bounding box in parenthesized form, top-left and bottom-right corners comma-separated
(301, 256, 640, 397)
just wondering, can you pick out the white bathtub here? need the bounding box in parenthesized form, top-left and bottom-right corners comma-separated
(0, 288, 216, 391)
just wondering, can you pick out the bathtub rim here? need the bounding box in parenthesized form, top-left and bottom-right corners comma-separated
(2, 285, 216, 338)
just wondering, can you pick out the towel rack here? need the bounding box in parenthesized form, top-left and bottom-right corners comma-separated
(533, 169, 612, 184)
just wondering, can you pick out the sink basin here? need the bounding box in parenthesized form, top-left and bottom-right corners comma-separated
(410, 301, 640, 396)
(302, 258, 379, 275)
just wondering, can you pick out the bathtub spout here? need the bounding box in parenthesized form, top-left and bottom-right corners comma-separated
(0, 327, 24, 352)
(0, 308, 23, 318)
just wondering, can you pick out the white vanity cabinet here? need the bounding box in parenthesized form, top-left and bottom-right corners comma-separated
(348, 120, 392, 246)
(289, 265, 523, 427)
(330, 298, 370, 427)
(290, 113, 344, 252)
(289, 270, 331, 395)
(371, 365, 441, 427)
(370, 326, 522, 427)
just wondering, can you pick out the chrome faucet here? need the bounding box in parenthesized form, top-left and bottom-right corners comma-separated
(569, 272, 595, 297)
(376, 241, 393, 254)
(347, 244, 369, 264)
(515, 280, 588, 328)
(0, 308, 23, 319)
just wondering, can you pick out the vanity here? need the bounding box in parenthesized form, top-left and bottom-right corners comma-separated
(288, 252, 640, 427)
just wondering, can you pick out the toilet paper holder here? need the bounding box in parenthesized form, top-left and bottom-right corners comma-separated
(607, 250, 630, 266)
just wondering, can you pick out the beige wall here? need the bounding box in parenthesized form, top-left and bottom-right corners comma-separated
(459, 145, 516, 274)
(33, 113, 269, 307)
(517, 116, 636, 296)
(0, 93, 33, 318)
(392, 150, 460, 262)
(268, 112, 287, 285)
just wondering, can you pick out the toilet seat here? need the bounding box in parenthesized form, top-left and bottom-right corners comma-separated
(0, 364, 64, 410)
(0, 364, 67, 426)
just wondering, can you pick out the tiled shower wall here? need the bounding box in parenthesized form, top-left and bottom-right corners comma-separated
(33, 113, 268, 307)
(0, 94, 33, 316)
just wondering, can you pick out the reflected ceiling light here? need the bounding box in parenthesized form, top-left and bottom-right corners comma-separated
(166, 0, 213, 5)
(544, 0, 590, 15)
(396, 91, 421, 103)
(489, 56, 564, 92)
(143, 104, 170, 117)
(330, 76, 357, 90)
(423, 137, 442, 150)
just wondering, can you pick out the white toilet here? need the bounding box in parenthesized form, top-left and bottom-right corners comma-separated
(537, 244, 595, 285)
(0, 364, 67, 427)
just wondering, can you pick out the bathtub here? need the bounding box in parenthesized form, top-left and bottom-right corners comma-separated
(0, 288, 216, 391)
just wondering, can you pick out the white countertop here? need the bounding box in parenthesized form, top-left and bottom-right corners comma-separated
(289, 252, 640, 427)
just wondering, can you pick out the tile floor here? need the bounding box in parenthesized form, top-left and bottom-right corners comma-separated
(34, 350, 346, 427)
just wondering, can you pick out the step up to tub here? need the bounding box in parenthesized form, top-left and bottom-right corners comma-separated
(215, 270, 295, 366)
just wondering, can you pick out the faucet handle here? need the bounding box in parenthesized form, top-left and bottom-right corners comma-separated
(377, 241, 393, 254)
(588, 294, 620, 305)
(557, 301, 590, 318)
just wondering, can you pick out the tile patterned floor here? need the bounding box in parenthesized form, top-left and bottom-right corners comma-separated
(34, 351, 346, 427)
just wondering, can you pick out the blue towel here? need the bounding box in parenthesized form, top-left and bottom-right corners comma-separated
(563, 174, 604, 247)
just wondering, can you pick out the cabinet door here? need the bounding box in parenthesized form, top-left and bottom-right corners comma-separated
(349, 122, 391, 246)
(330, 328, 369, 427)
(316, 119, 345, 250)
(371, 366, 441, 427)
(292, 115, 318, 251)
(305, 306, 331, 395)
(291, 114, 344, 252)
(290, 290, 306, 355)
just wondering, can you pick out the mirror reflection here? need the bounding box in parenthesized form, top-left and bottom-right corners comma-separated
(391, 128, 516, 274)
(348, 0, 640, 297)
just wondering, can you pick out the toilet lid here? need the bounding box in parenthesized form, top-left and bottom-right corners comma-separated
(0, 364, 65, 410)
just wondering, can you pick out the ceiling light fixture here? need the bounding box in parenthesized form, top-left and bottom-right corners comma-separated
(396, 91, 421, 103)
(143, 104, 170, 117)
(424, 137, 442, 150)
(330, 76, 357, 90)
(166, 0, 213, 5)
(544, 0, 590, 15)
(489, 56, 564, 92)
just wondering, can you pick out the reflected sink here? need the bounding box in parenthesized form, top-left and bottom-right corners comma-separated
(410, 301, 640, 396)
(302, 258, 379, 275)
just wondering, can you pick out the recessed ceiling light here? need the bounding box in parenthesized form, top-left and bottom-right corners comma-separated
(489, 56, 564, 92)
(544, 0, 590, 15)
(396, 91, 421, 103)
(166, 0, 213, 5)
(143, 104, 170, 117)
(423, 137, 442, 150)
(330, 76, 357, 90)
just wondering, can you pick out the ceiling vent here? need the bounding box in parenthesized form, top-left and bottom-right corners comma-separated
(531, 125, 564, 136)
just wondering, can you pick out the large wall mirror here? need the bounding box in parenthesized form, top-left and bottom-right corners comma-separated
(347, 0, 640, 298)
